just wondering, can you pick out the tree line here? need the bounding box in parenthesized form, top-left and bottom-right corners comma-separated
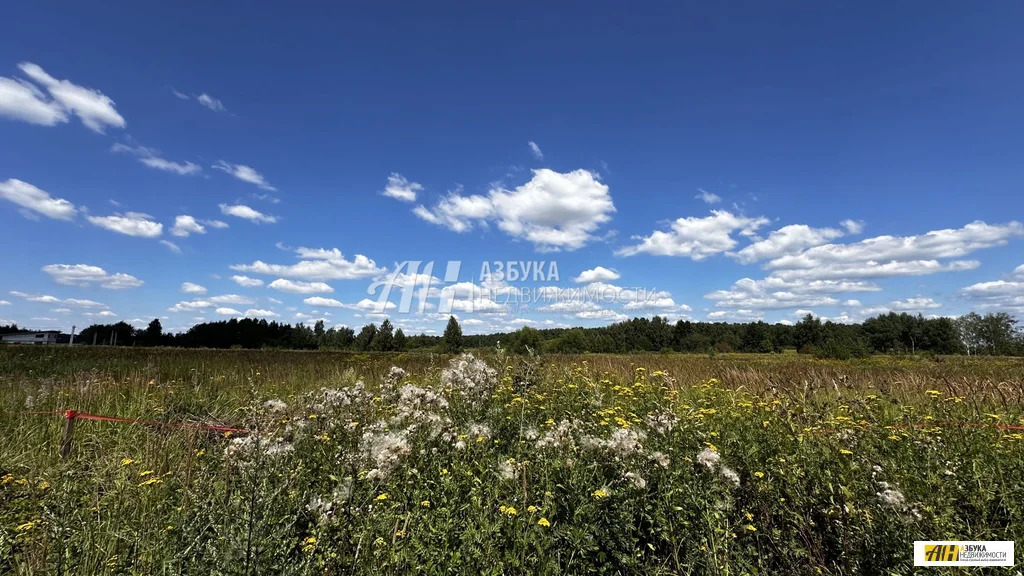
(3, 311, 1022, 357)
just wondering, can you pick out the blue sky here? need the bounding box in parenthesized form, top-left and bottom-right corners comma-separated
(2, 1, 1024, 335)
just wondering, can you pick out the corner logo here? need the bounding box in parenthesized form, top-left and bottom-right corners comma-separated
(915, 541, 1013, 566)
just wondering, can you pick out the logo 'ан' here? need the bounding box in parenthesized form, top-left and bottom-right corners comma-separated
(923, 544, 960, 562)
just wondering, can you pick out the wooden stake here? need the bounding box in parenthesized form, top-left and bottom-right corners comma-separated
(60, 410, 77, 458)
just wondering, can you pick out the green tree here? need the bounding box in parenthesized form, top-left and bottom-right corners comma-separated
(143, 318, 163, 346)
(443, 316, 462, 354)
(511, 326, 542, 355)
(393, 328, 406, 352)
(354, 323, 377, 351)
(794, 314, 825, 352)
(373, 319, 394, 351)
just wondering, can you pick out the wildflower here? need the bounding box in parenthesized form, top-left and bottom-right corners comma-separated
(384, 366, 408, 386)
(839, 449, 853, 455)
(877, 488, 905, 508)
(624, 472, 647, 490)
(16, 521, 37, 532)
(753, 471, 765, 479)
(37, 480, 50, 491)
(420, 500, 431, 508)
(139, 470, 154, 477)
(302, 536, 316, 553)
(499, 505, 518, 516)
(375, 493, 389, 501)
(121, 458, 135, 466)
(138, 478, 163, 487)
(537, 517, 551, 527)
(395, 529, 406, 538)
(441, 353, 498, 405)
(592, 488, 610, 500)
(744, 524, 757, 532)
(696, 447, 721, 470)
(719, 467, 740, 487)
(361, 429, 411, 480)
(497, 459, 517, 481)
(527, 506, 538, 513)
(650, 451, 671, 468)
(264, 399, 288, 412)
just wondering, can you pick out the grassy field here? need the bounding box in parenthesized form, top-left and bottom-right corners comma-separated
(1, 346, 1022, 574)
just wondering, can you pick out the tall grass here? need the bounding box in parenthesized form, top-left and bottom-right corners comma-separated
(1, 347, 1021, 574)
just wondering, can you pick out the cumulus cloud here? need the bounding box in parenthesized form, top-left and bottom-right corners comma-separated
(573, 266, 621, 283)
(303, 296, 344, 308)
(0, 62, 125, 133)
(87, 212, 163, 238)
(180, 282, 207, 294)
(169, 299, 212, 312)
(10, 291, 108, 308)
(170, 215, 207, 237)
(243, 308, 278, 318)
(231, 275, 264, 288)
(111, 143, 200, 176)
(215, 307, 241, 316)
(381, 173, 422, 202)
(619, 210, 770, 259)
(732, 224, 846, 264)
(889, 297, 942, 310)
(208, 294, 255, 305)
(959, 270, 1024, 313)
(414, 169, 615, 251)
(704, 277, 879, 310)
(528, 141, 544, 160)
(219, 203, 277, 223)
(213, 161, 275, 191)
(231, 246, 384, 281)
(268, 278, 333, 294)
(0, 179, 78, 220)
(695, 189, 721, 204)
(763, 221, 1022, 281)
(41, 264, 143, 289)
(841, 219, 864, 234)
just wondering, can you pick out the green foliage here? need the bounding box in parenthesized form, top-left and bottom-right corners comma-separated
(443, 316, 462, 354)
(0, 347, 1021, 574)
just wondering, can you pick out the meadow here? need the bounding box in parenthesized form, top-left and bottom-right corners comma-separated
(1, 346, 1022, 575)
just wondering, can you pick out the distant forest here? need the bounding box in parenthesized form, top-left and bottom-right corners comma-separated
(3, 311, 1022, 357)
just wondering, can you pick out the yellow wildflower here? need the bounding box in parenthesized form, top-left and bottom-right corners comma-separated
(121, 458, 135, 466)
(592, 488, 610, 500)
(839, 449, 853, 455)
(375, 493, 389, 501)
(537, 517, 551, 527)
(420, 500, 431, 508)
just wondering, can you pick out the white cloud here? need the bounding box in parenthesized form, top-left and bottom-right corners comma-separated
(267, 297, 283, 304)
(707, 309, 764, 322)
(619, 210, 770, 259)
(267, 278, 333, 294)
(9, 291, 108, 309)
(573, 266, 621, 283)
(0, 300, 9, 305)
(171, 88, 189, 100)
(0, 76, 65, 126)
(528, 141, 544, 160)
(169, 300, 212, 312)
(764, 221, 1023, 281)
(959, 275, 1024, 313)
(841, 219, 864, 234)
(414, 169, 615, 251)
(231, 275, 264, 288)
(231, 246, 384, 281)
(0, 62, 125, 133)
(111, 143, 200, 176)
(41, 264, 143, 289)
(219, 203, 277, 224)
(890, 297, 942, 311)
(695, 189, 721, 204)
(704, 277, 878, 310)
(303, 296, 344, 308)
(243, 308, 278, 318)
(203, 219, 229, 229)
(0, 179, 77, 220)
(180, 282, 207, 294)
(381, 173, 422, 202)
(732, 224, 845, 264)
(215, 307, 241, 316)
(197, 93, 225, 112)
(170, 215, 206, 237)
(87, 212, 163, 237)
(213, 161, 275, 191)
(575, 308, 629, 322)
(208, 294, 255, 305)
